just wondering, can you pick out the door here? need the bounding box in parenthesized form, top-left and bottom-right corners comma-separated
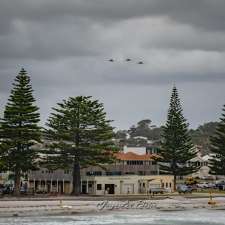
(105, 184, 115, 194)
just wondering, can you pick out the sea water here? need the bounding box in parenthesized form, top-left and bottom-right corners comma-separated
(0, 209, 225, 225)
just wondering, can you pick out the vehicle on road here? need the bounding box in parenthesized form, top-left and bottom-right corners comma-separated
(149, 187, 166, 195)
(177, 184, 193, 194)
(0, 185, 14, 195)
(216, 180, 225, 190)
(197, 182, 209, 189)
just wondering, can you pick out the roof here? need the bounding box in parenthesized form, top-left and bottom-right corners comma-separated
(114, 151, 159, 161)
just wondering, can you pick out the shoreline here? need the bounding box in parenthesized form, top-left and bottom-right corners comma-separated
(1, 192, 225, 201)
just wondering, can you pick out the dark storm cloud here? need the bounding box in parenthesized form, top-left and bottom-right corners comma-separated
(0, 0, 225, 129)
(0, 0, 225, 61)
(1, 0, 225, 31)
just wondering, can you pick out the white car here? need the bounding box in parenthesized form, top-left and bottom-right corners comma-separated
(197, 182, 209, 188)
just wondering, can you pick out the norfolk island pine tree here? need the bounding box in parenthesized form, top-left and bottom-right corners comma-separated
(43, 96, 117, 195)
(0, 68, 41, 195)
(159, 86, 198, 191)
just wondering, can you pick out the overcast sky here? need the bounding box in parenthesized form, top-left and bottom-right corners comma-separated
(0, 0, 225, 130)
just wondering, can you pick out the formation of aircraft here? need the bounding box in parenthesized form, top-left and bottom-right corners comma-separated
(108, 58, 144, 64)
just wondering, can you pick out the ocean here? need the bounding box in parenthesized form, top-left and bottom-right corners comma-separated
(0, 209, 225, 225)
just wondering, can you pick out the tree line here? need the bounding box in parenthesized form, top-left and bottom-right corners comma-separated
(115, 120, 219, 155)
(0, 69, 225, 195)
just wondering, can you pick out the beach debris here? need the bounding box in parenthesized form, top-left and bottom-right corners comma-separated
(208, 191, 217, 205)
(59, 200, 73, 209)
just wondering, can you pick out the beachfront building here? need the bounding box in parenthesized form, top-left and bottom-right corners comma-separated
(80, 175, 174, 195)
(27, 149, 167, 195)
(81, 151, 159, 176)
(28, 171, 173, 195)
(187, 153, 216, 179)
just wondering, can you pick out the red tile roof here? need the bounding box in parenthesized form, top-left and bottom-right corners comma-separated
(114, 152, 159, 161)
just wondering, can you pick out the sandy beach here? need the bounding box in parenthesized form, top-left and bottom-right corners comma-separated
(1, 195, 225, 217)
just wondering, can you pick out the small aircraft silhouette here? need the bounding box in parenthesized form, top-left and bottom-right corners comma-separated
(126, 58, 131, 62)
(109, 59, 114, 62)
(138, 61, 144, 64)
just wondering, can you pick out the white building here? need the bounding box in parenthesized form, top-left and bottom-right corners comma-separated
(189, 153, 215, 179)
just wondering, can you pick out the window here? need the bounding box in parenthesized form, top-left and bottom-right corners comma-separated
(64, 170, 70, 174)
(127, 160, 143, 165)
(97, 184, 102, 190)
(125, 172, 135, 175)
(106, 171, 121, 176)
(86, 171, 102, 176)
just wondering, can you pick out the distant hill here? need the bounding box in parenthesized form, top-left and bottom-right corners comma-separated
(114, 120, 219, 154)
(189, 122, 219, 155)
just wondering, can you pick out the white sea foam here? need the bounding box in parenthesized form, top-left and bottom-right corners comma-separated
(0, 209, 225, 225)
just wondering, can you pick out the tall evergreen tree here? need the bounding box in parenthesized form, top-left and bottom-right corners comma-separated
(159, 86, 197, 190)
(44, 96, 116, 195)
(209, 105, 225, 175)
(0, 68, 41, 195)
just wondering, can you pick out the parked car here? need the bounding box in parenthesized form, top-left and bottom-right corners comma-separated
(216, 181, 225, 190)
(177, 185, 193, 194)
(197, 182, 209, 189)
(207, 183, 216, 189)
(0, 185, 4, 196)
(149, 187, 165, 195)
(1, 185, 14, 195)
(20, 186, 27, 194)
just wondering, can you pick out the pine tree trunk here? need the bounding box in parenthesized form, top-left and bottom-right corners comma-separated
(71, 162, 81, 195)
(173, 174, 177, 192)
(14, 170, 21, 196)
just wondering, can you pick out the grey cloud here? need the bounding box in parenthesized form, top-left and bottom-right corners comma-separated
(1, 0, 225, 61)
(0, 0, 225, 129)
(1, 0, 225, 32)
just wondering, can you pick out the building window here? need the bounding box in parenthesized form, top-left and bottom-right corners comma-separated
(127, 160, 143, 165)
(86, 171, 102, 176)
(125, 172, 135, 175)
(106, 171, 121, 176)
(97, 184, 102, 190)
(64, 170, 70, 174)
